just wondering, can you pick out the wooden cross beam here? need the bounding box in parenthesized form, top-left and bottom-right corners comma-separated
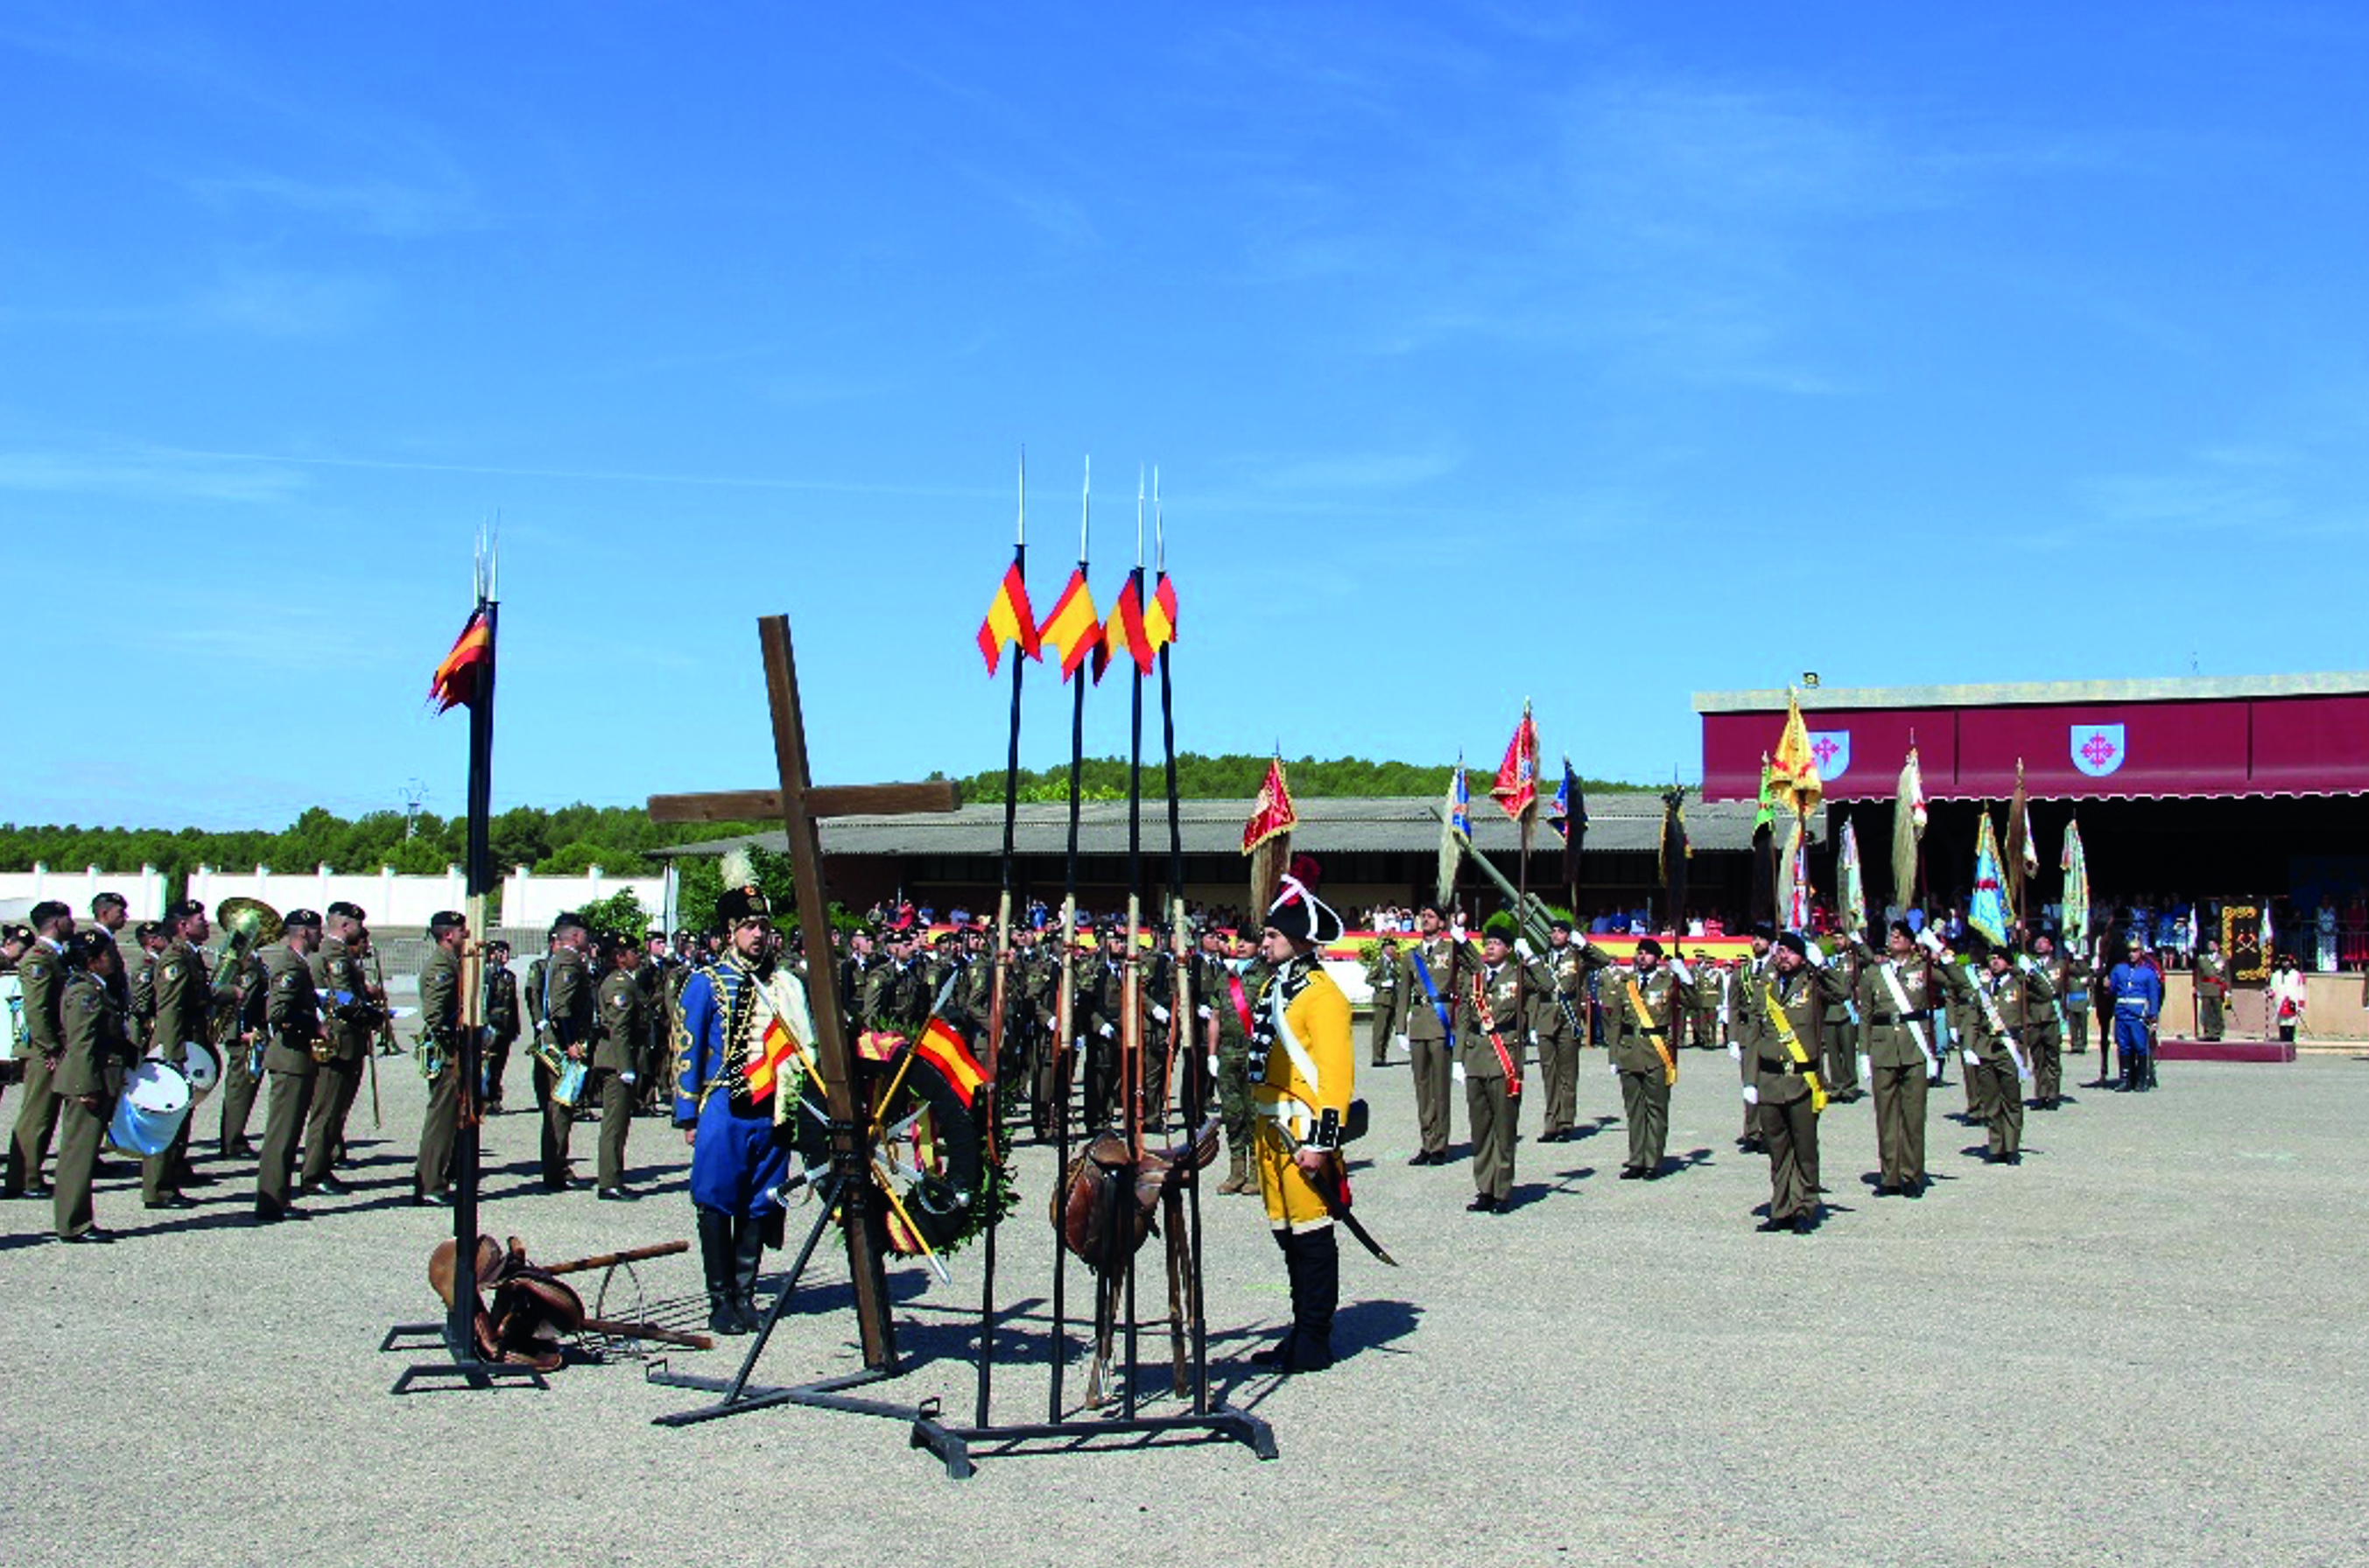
(650, 613, 959, 1371)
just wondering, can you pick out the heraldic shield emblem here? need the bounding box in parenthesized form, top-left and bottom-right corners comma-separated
(1806, 730, 1851, 781)
(2071, 723, 2126, 778)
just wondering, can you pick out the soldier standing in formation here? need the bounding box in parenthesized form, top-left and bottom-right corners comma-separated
(1958, 939, 2051, 1163)
(53, 931, 136, 1243)
(538, 912, 595, 1189)
(2195, 938, 2228, 1041)
(1457, 922, 1524, 1214)
(2026, 931, 2067, 1110)
(255, 909, 324, 1222)
(1689, 950, 1727, 1057)
(1728, 923, 1776, 1153)
(4, 901, 74, 1199)
(481, 939, 519, 1113)
(1581, 934, 1696, 1179)
(129, 920, 167, 1052)
(1363, 938, 1400, 1065)
(1746, 932, 1846, 1233)
(212, 938, 267, 1159)
(142, 900, 214, 1210)
(306, 902, 378, 1188)
(1529, 921, 1584, 1143)
(1820, 947, 1864, 1103)
(592, 935, 643, 1200)
(1850, 921, 1944, 1197)
(1389, 904, 1462, 1167)
(2058, 935, 2094, 1060)
(1212, 929, 1269, 1195)
(411, 910, 466, 1206)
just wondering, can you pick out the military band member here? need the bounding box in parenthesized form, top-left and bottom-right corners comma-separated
(4, 900, 74, 1199)
(411, 911, 467, 1205)
(593, 936, 643, 1199)
(1581, 934, 1696, 1178)
(482, 939, 520, 1112)
(129, 920, 168, 1051)
(215, 941, 267, 1158)
(255, 910, 325, 1221)
(1388, 904, 1462, 1166)
(1748, 932, 1846, 1232)
(53, 931, 137, 1243)
(90, 892, 132, 1023)
(1248, 863, 1354, 1373)
(1363, 937, 1401, 1065)
(1529, 921, 1585, 1142)
(1458, 920, 1525, 1213)
(538, 912, 596, 1189)
(303, 903, 381, 1190)
(142, 900, 214, 1209)
(2195, 939, 2228, 1041)
(674, 885, 799, 1335)
(1850, 922, 1944, 1196)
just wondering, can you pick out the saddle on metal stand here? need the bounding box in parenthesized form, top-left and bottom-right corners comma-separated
(1053, 1114, 1220, 1405)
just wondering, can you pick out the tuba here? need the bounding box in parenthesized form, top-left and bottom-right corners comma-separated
(211, 897, 281, 1077)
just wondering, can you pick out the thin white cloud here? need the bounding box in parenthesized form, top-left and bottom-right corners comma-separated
(0, 448, 307, 503)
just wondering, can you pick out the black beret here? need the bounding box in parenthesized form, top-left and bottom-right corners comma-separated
(551, 910, 588, 933)
(29, 901, 71, 928)
(166, 899, 207, 923)
(1634, 937, 1663, 958)
(488, 939, 512, 955)
(1888, 919, 1916, 940)
(1549, 918, 1573, 933)
(282, 908, 323, 930)
(1775, 932, 1808, 958)
(134, 921, 164, 941)
(1748, 921, 1776, 941)
(67, 929, 114, 964)
(327, 901, 366, 921)
(428, 910, 467, 936)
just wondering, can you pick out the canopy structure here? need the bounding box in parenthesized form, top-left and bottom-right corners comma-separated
(1695, 673, 2369, 803)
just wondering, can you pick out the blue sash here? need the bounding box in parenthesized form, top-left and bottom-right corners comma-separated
(1409, 950, 1454, 1037)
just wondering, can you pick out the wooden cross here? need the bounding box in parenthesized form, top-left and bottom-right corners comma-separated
(649, 613, 959, 1371)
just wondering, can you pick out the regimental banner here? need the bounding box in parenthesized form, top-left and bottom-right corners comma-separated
(2222, 904, 2267, 983)
(2070, 723, 2126, 778)
(1807, 730, 1851, 782)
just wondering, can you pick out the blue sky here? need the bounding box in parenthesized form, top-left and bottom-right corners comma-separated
(4, 3, 2365, 830)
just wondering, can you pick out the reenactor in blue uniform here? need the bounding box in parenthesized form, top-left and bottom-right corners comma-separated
(2106, 938, 2163, 1092)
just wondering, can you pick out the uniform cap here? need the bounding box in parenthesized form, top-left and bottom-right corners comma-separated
(1635, 937, 1664, 958)
(283, 908, 323, 930)
(1775, 931, 1808, 958)
(327, 901, 367, 922)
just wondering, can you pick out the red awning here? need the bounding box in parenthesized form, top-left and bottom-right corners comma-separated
(1701, 693, 2369, 801)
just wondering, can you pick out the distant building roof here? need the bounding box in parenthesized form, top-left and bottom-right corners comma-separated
(652, 791, 1807, 862)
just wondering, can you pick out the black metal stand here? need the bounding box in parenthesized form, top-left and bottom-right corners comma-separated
(380, 1322, 549, 1394)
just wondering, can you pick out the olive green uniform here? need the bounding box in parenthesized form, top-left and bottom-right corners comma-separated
(2028, 956, 2066, 1107)
(1850, 939, 1943, 1192)
(1212, 956, 1269, 1182)
(413, 944, 463, 1199)
(1529, 941, 1585, 1139)
(130, 946, 161, 1052)
(2059, 953, 2093, 1055)
(214, 952, 267, 1156)
(4, 938, 67, 1196)
(256, 944, 323, 1215)
(1457, 957, 1525, 1205)
(1965, 960, 2052, 1162)
(2196, 954, 2226, 1040)
(1821, 960, 1862, 1099)
(592, 966, 642, 1191)
(1690, 961, 1727, 1054)
(1581, 943, 1697, 1177)
(53, 967, 136, 1239)
(1363, 947, 1401, 1065)
(1390, 934, 1466, 1160)
(482, 963, 520, 1109)
(305, 936, 373, 1184)
(1746, 958, 1847, 1227)
(538, 945, 594, 1185)
(1729, 952, 1775, 1147)
(144, 937, 211, 1204)
(1079, 955, 1146, 1130)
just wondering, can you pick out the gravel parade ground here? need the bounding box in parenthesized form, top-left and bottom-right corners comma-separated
(4, 1044, 2364, 1567)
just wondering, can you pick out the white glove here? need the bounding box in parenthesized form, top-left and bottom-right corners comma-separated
(1916, 927, 1944, 955)
(1670, 959, 1693, 984)
(1393, 1032, 1409, 1051)
(1963, 1049, 1980, 1066)
(2015, 954, 2035, 974)
(1741, 1084, 1760, 1106)
(1856, 1053, 1872, 1085)
(1206, 1053, 1220, 1079)
(1515, 938, 1534, 960)
(1452, 1061, 1467, 1084)
(1098, 1022, 1116, 1039)
(1527, 1029, 1539, 1045)
(1151, 1004, 1170, 1023)
(1450, 918, 1466, 943)
(1727, 1041, 1742, 1061)
(1196, 1004, 1213, 1021)
(1805, 943, 1828, 969)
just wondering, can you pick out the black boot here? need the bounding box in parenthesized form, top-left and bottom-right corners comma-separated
(696, 1206, 742, 1336)
(1251, 1230, 1300, 1367)
(1284, 1227, 1339, 1374)
(730, 1216, 769, 1332)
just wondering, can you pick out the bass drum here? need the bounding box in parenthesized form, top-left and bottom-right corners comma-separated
(788, 1037, 988, 1257)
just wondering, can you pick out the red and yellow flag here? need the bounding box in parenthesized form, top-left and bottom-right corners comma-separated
(914, 1016, 988, 1109)
(1036, 568, 1102, 681)
(1092, 574, 1155, 684)
(745, 1008, 801, 1105)
(1143, 572, 1178, 653)
(1771, 691, 1824, 816)
(975, 559, 1041, 675)
(1490, 702, 1540, 819)
(1242, 755, 1298, 853)
(429, 607, 491, 714)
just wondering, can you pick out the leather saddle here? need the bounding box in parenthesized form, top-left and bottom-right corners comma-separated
(428, 1234, 587, 1373)
(1052, 1114, 1221, 1269)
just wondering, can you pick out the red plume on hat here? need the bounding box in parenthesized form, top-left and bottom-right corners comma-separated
(1265, 852, 1343, 946)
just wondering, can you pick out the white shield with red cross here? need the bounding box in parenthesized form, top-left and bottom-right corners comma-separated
(1807, 730, 1850, 782)
(2070, 723, 2126, 778)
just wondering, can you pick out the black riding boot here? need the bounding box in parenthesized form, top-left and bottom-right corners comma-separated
(1285, 1227, 1339, 1374)
(1252, 1229, 1301, 1367)
(731, 1216, 769, 1332)
(696, 1206, 742, 1336)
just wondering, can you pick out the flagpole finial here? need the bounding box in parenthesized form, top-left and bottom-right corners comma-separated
(1079, 456, 1091, 561)
(1152, 466, 1163, 570)
(1016, 447, 1026, 546)
(1135, 465, 1146, 568)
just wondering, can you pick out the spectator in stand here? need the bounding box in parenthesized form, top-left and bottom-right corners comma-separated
(2268, 953, 2307, 1041)
(2315, 895, 2338, 973)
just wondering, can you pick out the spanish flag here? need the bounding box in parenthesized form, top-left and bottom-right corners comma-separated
(1092, 574, 1155, 684)
(429, 606, 491, 713)
(913, 1016, 988, 1110)
(975, 559, 1041, 675)
(1143, 572, 1178, 652)
(1036, 568, 1102, 681)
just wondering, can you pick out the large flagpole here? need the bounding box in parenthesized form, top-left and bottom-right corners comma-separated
(1119, 472, 1149, 1419)
(974, 454, 1027, 1430)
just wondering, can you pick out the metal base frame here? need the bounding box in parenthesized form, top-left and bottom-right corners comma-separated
(379, 1322, 551, 1394)
(907, 1402, 1276, 1480)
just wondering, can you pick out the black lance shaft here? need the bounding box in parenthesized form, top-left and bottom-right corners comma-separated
(1049, 538, 1088, 1420)
(1121, 560, 1147, 1421)
(1156, 631, 1209, 1411)
(451, 593, 496, 1364)
(975, 532, 1026, 1429)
